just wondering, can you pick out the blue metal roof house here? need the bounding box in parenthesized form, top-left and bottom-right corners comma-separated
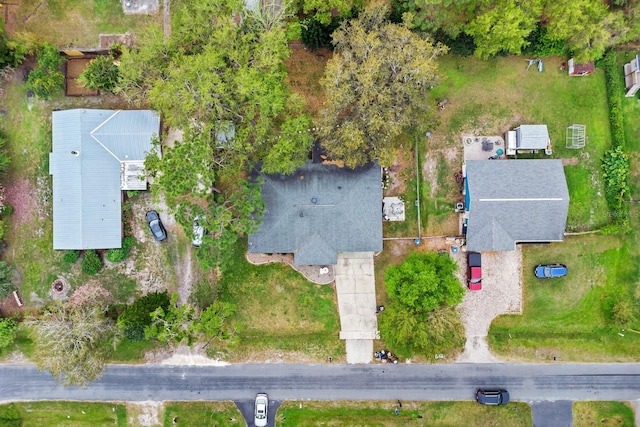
(50, 109, 160, 250)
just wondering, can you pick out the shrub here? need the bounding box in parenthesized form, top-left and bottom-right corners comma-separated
(106, 237, 136, 263)
(62, 250, 80, 263)
(117, 291, 171, 335)
(301, 16, 344, 50)
(25, 43, 65, 99)
(81, 250, 103, 275)
(433, 29, 476, 57)
(77, 56, 120, 93)
(602, 146, 630, 223)
(0, 261, 15, 299)
(285, 21, 302, 41)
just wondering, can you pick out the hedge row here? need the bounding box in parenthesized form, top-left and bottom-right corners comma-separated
(601, 52, 630, 226)
(602, 52, 626, 149)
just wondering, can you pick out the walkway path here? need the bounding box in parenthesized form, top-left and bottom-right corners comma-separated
(335, 252, 379, 364)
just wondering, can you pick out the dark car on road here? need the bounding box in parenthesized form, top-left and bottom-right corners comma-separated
(145, 210, 167, 241)
(476, 389, 509, 405)
(467, 251, 482, 291)
(534, 264, 568, 279)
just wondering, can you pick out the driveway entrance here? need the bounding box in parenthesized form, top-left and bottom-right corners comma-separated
(335, 252, 380, 364)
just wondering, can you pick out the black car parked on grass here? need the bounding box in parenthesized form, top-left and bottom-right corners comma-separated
(145, 210, 167, 242)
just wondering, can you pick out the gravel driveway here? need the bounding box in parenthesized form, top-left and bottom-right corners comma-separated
(453, 247, 523, 363)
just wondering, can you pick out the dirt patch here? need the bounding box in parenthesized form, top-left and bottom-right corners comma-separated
(285, 46, 331, 117)
(562, 157, 579, 166)
(127, 401, 163, 427)
(3, 178, 37, 228)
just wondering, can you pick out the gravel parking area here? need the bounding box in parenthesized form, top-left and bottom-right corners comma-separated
(453, 247, 523, 363)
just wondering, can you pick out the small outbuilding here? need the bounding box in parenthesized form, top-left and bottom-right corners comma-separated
(506, 124, 550, 155)
(567, 58, 595, 77)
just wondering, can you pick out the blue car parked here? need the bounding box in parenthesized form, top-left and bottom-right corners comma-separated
(534, 264, 568, 279)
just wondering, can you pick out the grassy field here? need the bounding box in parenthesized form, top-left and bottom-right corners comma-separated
(573, 401, 635, 427)
(429, 55, 611, 232)
(0, 401, 127, 427)
(489, 233, 640, 361)
(163, 402, 243, 427)
(277, 400, 532, 426)
(214, 240, 344, 362)
(6, 0, 160, 46)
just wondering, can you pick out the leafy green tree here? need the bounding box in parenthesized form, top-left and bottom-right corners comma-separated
(77, 56, 120, 93)
(27, 304, 118, 386)
(0, 261, 16, 300)
(317, 3, 447, 167)
(385, 252, 464, 313)
(145, 294, 196, 345)
(466, 0, 540, 59)
(25, 43, 65, 99)
(544, 0, 618, 61)
(379, 302, 464, 356)
(0, 318, 17, 352)
(296, 0, 361, 25)
(117, 291, 170, 341)
(195, 300, 239, 345)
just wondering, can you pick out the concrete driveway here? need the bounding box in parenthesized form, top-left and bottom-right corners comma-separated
(335, 252, 380, 364)
(454, 247, 523, 362)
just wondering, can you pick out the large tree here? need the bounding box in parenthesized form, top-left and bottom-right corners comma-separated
(118, 0, 313, 267)
(466, 0, 540, 59)
(380, 252, 465, 357)
(27, 304, 118, 386)
(384, 252, 464, 313)
(317, 3, 446, 168)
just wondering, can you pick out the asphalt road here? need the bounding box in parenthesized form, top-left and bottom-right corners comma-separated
(1, 363, 639, 403)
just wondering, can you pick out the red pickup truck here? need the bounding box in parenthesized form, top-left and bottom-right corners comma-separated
(467, 252, 482, 291)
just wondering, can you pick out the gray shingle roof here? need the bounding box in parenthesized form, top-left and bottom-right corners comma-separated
(465, 159, 569, 252)
(248, 162, 383, 265)
(50, 109, 159, 250)
(515, 125, 550, 149)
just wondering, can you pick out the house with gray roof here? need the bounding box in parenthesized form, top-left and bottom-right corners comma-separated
(248, 162, 383, 265)
(50, 109, 160, 250)
(464, 159, 569, 252)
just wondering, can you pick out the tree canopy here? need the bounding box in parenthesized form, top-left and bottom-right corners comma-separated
(28, 304, 118, 386)
(118, 0, 313, 267)
(384, 252, 464, 313)
(394, 0, 640, 61)
(380, 252, 465, 357)
(318, 3, 446, 168)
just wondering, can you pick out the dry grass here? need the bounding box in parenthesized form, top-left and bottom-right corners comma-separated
(285, 46, 331, 117)
(8, 0, 161, 46)
(573, 401, 635, 427)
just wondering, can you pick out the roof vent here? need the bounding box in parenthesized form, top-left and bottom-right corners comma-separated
(299, 211, 304, 218)
(311, 197, 318, 204)
(70, 150, 79, 156)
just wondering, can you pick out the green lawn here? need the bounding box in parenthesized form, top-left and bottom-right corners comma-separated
(0, 401, 127, 427)
(489, 234, 640, 361)
(277, 400, 532, 427)
(214, 239, 343, 362)
(573, 401, 635, 427)
(431, 55, 611, 232)
(163, 402, 243, 427)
